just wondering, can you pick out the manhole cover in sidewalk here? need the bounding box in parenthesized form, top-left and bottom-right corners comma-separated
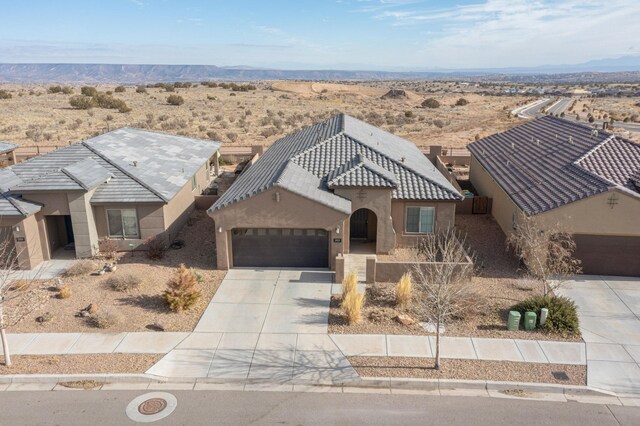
(126, 392, 177, 423)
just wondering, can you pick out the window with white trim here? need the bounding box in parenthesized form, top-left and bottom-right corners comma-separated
(405, 206, 435, 234)
(106, 209, 139, 238)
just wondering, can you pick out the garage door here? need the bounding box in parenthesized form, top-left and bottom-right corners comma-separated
(0, 227, 16, 266)
(231, 228, 329, 268)
(573, 234, 640, 276)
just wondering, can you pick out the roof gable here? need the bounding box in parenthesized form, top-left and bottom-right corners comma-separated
(327, 154, 398, 188)
(62, 158, 113, 190)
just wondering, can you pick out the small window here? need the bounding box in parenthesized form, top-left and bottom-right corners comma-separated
(191, 175, 197, 190)
(106, 209, 139, 238)
(405, 206, 435, 234)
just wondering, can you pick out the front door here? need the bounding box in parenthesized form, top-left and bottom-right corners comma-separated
(350, 209, 368, 240)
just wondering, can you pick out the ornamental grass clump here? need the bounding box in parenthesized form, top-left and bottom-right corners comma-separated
(163, 264, 201, 312)
(395, 272, 412, 309)
(342, 289, 364, 325)
(341, 270, 358, 300)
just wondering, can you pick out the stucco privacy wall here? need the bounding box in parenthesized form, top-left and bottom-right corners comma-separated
(209, 186, 348, 270)
(391, 200, 456, 247)
(9, 214, 44, 269)
(334, 187, 395, 254)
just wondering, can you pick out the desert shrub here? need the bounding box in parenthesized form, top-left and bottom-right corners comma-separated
(511, 295, 580, 336)
(81, 86, 98, 97)
(87, 310, 121, 329)
(61, 86, 73, 95)
(99, 238, 118, 259)
(64, 259, 96, 277)
(395, 272, 412, 309)
(146, 236, 167, 260)
(105, 273, 142, 292)
(455, 98, 469, 106)
(167, 94, 184, 106)
(48, 85, 63, 94)
(136, 86, 147, 94)
(404, 110, 414, 118)
(163, 264, 202, 312)
(11, 280, 30, 291)
(114, 85, 126, 93)
(260, 127, 278, 138)
(226, 132, 238, 142)
(69, 95, 95, 109)
(422, 98, 440, 108)
(341, 270, 358, 300)
(342, 290, 364, 324)
(57, 284, 72, 299)
(0, 90, 12, 99)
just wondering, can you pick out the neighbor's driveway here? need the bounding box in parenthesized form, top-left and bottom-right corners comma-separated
(556, 275, 640, 395)
(147, 268, 358, 383)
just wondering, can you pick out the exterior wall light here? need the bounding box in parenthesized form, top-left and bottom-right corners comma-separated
(218, 226, 222, 233)
(336, 226, 341, 234)
(15, 226, 20, 232)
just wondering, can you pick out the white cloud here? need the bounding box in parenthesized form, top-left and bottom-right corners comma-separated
(365, 0, 640, 67)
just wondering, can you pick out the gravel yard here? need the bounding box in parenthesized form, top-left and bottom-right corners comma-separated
(329, 215, 581, 342)
(5, 210, 226, 333)
(0, 354, 161, 375)
(349, 357, 586, 385)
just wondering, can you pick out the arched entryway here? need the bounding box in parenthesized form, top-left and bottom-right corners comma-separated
(349, 208, 377, 253)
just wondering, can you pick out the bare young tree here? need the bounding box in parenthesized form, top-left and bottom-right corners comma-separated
(0, 233, 18, 366)
(507, 213, 581, 296)
(412, 229, 475, 370)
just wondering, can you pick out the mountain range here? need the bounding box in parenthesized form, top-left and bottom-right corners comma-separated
(0, 56, 639, 83)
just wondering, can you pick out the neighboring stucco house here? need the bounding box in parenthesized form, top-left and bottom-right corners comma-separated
(0, 128, 221, 270)
(468, 116, 640, 276)
(208, 113, 463, 270)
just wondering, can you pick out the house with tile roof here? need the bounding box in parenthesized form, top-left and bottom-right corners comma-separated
(0, 129, 221, 269)
(208, 113, 463, 270)
(468, 116, 640, 276)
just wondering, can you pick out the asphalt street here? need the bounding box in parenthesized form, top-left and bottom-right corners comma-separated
(1, 390, 639, 426)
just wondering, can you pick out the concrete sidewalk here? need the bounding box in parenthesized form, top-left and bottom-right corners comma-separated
(330, 334, 587, 365)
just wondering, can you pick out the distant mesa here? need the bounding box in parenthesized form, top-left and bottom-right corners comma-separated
(381, 89, 408, 100)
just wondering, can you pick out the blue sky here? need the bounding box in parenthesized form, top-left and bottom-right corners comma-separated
(1, 0, 639, 69)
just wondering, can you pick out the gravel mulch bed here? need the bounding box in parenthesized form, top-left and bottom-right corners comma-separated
(329, 215, 582, 342)
(349, 357, 586, 386)
(0, 354, 162, 375)
(6, 210, 226, 333)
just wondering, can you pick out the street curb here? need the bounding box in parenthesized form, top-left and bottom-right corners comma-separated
(0, 373, 630, 403)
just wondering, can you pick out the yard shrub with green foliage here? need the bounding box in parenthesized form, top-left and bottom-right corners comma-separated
(511, 295, 580, 336)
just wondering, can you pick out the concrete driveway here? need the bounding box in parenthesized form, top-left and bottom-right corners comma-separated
(147, 268, 358, 383)
(556, 276, 640, 395)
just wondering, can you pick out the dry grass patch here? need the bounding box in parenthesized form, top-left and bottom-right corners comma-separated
(342, 290, 364, 325)
(86, 309, 122, 329)
(105, 273, 142, 292)
(341, 270, 358, 299)
(57, 284, 72, 299)
(64, 259, 96, 277)
(395, 273, 412, 309)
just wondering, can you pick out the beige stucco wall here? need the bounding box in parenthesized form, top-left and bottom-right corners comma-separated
(162, 163, 208, 243)
(93, 203, 165, 250)
(537, 189, 640, 237)
(391, 200, 457, 247)
(10, 214, 44, 269)
(209, 186, 349, 270)
(20, 192, 71, 216)
(470, 155, 520, 235)
(334, 188, 395, 254)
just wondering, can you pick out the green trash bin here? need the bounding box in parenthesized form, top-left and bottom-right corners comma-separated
(507, 311, 521, 331)
(525, 311, 537, 331)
